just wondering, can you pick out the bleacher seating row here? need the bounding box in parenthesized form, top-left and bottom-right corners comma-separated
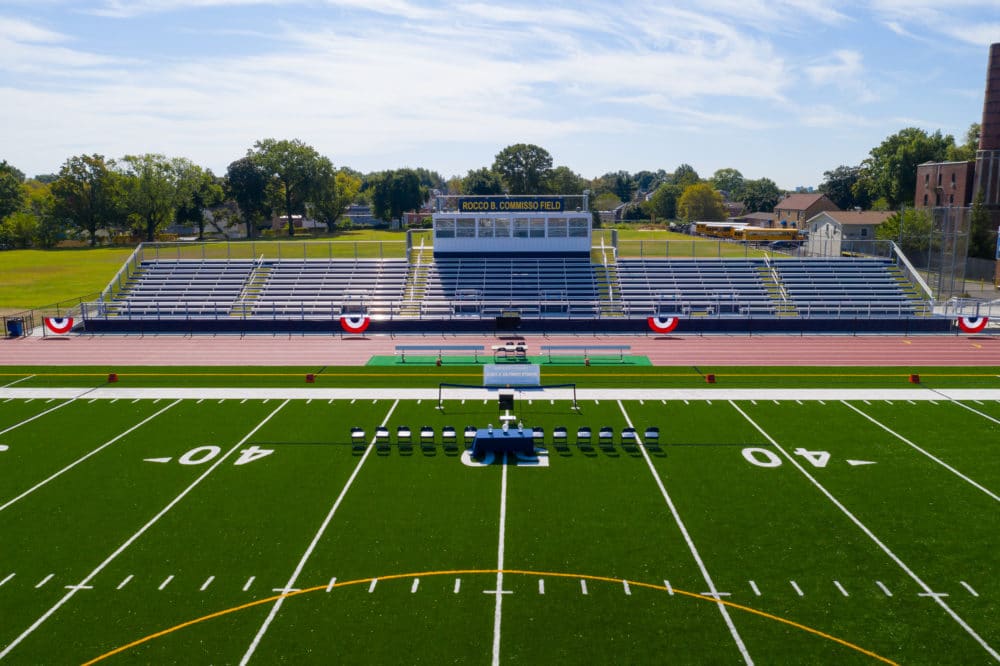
(99, 256, 929, 322)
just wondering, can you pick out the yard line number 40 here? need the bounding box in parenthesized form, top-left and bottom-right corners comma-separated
(176, 445, 273, 466)
(742, 447, 830, 468)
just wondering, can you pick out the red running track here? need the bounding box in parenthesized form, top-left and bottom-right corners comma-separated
(0, 333, 997, 367)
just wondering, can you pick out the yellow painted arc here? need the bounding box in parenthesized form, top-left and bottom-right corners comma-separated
(82, 568, 898, 666)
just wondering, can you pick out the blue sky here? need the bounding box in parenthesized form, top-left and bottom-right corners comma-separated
(1, 0, 997, 189)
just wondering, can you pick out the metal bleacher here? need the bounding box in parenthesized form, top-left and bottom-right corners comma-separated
(105, 259, 254, 318)
(772, 257, 925, 317)
(420, 255, 601, 317)
(249, 259, 408, 318)
(616, 258, 774, 317)
(96, 249, 933, 329)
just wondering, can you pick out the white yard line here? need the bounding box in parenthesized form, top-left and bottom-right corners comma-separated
(730, 400, 1000, 662)
(843, 401, 999, 503)
(1, 375, 35, 388)
(490, 452, 510, 666)
(618, 401, 752, 665)
(0, 400, 289, 662)
(0, 400, 181, 514)
(239, 400, 399, 666)
(0, 397, 74, 436)
(946, 398, 1000, 427)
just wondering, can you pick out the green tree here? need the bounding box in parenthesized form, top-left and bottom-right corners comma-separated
(711, 168, 744, 199)
(492, 143, 553, 194)
(678, 183, 726, 222)
(856, 127, 954, 209)
(249, 138, 332, 237)
(0, 160, 26, 220)
(740, 177, 781, 213)
(50, 154, 122, 246)
(313, 169, 362, 232)
(411, 167, 446, 191)
(634, 169, 666, 193)
(819, 165, 868, 211)
(648, 182, 683, 221)
(119, 154, 186, 242)
(592, 192, 622, 211)
(946, 123, 980, 162)
(369, 169, 427, 223)
(610, 170, 636, 203)
(0, 211, 39, 248)
(670, 163, 701, 188)
(877, 207, 936, 257)
(545, 165, 587, 195)
(174, 165, 224, 239)
(225, 156, 272, 240)
(23, 180, 61, 248)
(462, 167, 503, 195)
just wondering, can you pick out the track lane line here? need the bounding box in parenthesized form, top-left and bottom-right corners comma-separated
(239, 399, 399, 665)
(618, 400, 753, 665)
(0, 399, 290, 661)
(730, 400, 1000, 662)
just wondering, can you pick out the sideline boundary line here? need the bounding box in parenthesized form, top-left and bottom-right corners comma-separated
(618, 400, 753, 665)
(0, 400, 291, 661)
(239, 400, 400, 665)
(843, 401, 999, 503)
(83, 569, 897, 666)
(730, 400, 1000, 662)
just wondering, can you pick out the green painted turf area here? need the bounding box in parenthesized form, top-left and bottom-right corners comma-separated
(0, 383, 998, 664)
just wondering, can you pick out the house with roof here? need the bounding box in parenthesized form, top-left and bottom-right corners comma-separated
(774, 193, 839, 229)
(804, 210, 893, 257)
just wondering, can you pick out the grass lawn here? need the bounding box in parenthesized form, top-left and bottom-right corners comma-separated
(0, 248, 135, 313)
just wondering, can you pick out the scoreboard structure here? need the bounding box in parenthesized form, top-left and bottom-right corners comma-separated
(431, 194, 592, 255)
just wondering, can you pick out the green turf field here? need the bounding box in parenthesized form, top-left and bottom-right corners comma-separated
(0, 374, 998, 664)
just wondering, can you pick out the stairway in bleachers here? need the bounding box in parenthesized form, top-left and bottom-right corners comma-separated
(756, 264, 797, 317)
(400, 246, 431, 316)
(594, 261, 625, 317)
(230, 262, 272, 317)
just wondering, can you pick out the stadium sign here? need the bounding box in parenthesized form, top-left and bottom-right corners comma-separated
(483, 364, 541, 386)
(457, 197, 565, 213)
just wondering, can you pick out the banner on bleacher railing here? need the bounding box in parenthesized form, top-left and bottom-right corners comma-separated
(44, 317, 74, 335)
(484, 364, 540, 386)
(457, 197, 565, 213)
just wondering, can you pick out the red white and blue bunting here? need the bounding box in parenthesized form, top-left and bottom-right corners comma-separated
(957, 316, 988, 334)
(647, 316, 679, 334)
(44, 317, 74, 335)
(340, 314, 371, 334)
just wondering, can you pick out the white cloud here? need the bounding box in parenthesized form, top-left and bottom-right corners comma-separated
(0, 16, 67, 43)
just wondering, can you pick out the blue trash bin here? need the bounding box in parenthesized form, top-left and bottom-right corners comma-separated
(6, 318, 24, 337)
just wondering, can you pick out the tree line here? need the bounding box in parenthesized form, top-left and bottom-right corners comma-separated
(0, 124, 985, 252)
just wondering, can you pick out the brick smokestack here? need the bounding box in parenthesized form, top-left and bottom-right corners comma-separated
(975, 43, 1000, 209)
(980, 42, 1000, 151)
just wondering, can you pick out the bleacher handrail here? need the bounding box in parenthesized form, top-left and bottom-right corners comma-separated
(889, 241, 934, 304)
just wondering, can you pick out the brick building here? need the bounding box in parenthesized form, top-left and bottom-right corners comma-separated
(914, 160, 976, 208)
(773, 193, 839, 228)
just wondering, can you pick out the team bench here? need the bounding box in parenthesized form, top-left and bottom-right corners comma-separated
(540, 345, 631, 362)
(395, 345, 485, 363)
